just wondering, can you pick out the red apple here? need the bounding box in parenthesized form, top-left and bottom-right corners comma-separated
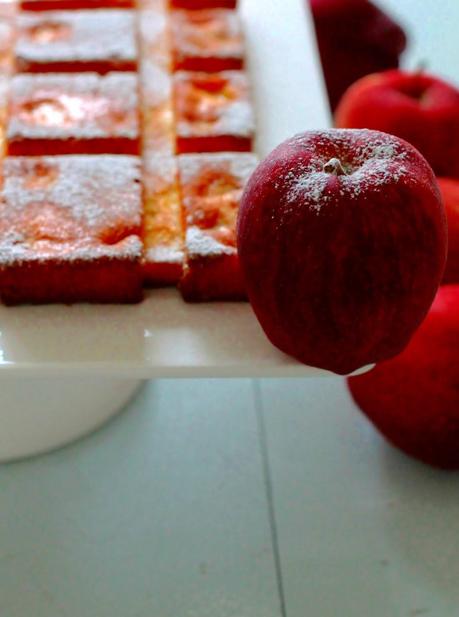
(348, 285, 459, 469)
(335, 70, 459, 178)
(237, 129, 447, 375)
(309, 0, 407, 111)
(438, 178, 459, 283)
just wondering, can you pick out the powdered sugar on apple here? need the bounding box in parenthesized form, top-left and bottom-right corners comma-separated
(285, 129, 409, 214)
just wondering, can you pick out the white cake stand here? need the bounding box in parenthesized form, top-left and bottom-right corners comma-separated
(0, 0, 334, 461)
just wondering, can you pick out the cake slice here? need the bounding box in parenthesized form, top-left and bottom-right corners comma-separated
(177, 152, 257, 301)
(16, 9, 138, 74)
(0, 155, 143, 304)
(143, 155, 183, 285)
(171, 9, 244, 72)
(7, 72, 140, 155)
(173, 70, 254, 153)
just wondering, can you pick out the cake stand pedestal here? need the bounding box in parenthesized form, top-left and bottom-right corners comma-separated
(0, 377, 144, 462)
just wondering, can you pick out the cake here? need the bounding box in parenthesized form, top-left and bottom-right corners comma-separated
(173, 70, 254, 153)
(7, 72, 140, 155)
(177, 152, 257, 301)
(171, 9, 244, 72)
(0, 155, 143, 304)
(0, 18, 14, 76)
(138, 5, 171, 71)
(140, 61, 175, 155)
(1, 0, 256, 306)
(142, 155, 183, 285)
(15, 9, 138, 74)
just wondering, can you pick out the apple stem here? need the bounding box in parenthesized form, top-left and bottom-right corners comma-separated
(323, 158, 347, 176)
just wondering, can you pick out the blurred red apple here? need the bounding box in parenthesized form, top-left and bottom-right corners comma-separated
(335, 70, 459, 178)
(438, 178, 459, 283)
(237, 129, 447, 375)
(348, 285, 459, 469)
(310, 0, 407, 110)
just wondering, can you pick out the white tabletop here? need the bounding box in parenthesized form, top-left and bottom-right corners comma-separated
(1, 2, 459, 617)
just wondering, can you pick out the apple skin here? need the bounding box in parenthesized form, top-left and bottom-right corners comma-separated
(237, 129, 447, 375)
(310, 0, 407, 111)
(348, 285, 459, 469)
(438, 178, 459, 283)
(335, 70, 459, 178)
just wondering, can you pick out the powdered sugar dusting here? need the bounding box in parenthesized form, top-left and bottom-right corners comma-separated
(142, 154, 184, 269)
(0, 233, 142, 266)
(284, 129, 411, 215)
(186, 227, 235, 259)
(146, 245, 184, 264)
(0, 155, 143, 266)
(8, 72, 139, 141)
(288, 172, 330, 214)
(174, 70, 255, 138)
(138, 7, 170, 71)
(172, 9, 244, 61)
(178, 151, 257, 185)
(16, 10, 137, 69)
(178, 153, 258, 260)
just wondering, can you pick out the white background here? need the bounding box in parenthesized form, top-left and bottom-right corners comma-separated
(1, 1, 459, 616)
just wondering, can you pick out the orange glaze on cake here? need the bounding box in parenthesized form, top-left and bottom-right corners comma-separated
(142, 155, 184, 285)
(7, 72, 140, 155)
(171, 9, 243, 72)
(173, 70, 254, 153)
(16, 9, 138, 74)
(177, 152, 257, 301)
(0, 155, 143, 304)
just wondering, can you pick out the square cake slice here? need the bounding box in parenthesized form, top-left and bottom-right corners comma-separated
(173, 70, 254, 153)
(20, 0, 135, 10)
(16, 10, 138, 74)
(171, 9, 244, 72)
(7, 72, 140, 155)
(177, 152, 257, 301)
(0, 155, 143, 304)
(143, 155, 183, 286)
